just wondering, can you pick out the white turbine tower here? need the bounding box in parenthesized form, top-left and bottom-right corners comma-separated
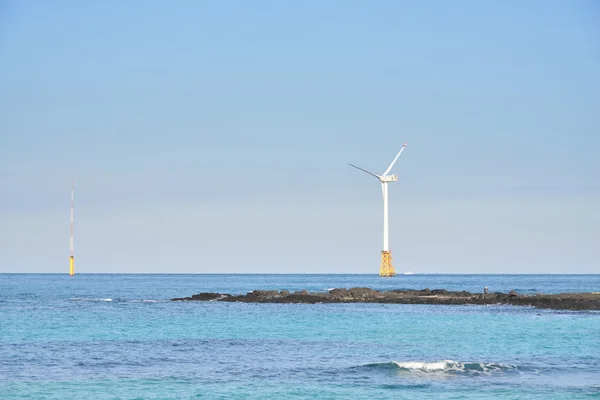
(349, 142, 408, 277)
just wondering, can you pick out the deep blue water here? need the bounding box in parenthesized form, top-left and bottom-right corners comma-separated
(1, 274, 600, 399)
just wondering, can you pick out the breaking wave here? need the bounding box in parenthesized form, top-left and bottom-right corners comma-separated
(70, 298, 168, 303)
(361, 360, 519, 374)
(71, 298, 113, 302)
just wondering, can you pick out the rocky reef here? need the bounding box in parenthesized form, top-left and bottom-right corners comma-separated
(171, 288, 600, 311)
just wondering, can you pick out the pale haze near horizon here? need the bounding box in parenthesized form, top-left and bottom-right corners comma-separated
(1, 1, 598, 274)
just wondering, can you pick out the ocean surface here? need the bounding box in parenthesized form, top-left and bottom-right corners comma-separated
(1, 274, 600, 399)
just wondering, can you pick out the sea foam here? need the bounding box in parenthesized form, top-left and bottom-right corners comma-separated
(363, 360, 517, 374)
(70, 298, 168, 303)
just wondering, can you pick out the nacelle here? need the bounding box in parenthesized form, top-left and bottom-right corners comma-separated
(380, 174, 398, 182)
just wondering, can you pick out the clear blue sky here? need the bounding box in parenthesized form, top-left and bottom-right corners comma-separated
(1, 0, 598, 273)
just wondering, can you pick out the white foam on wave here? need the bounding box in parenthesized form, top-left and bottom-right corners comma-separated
(394, 361, 449, 371)
(391, 360, 515, 373)
(71, 298, 112, 302)
(70, 298, 167, 303)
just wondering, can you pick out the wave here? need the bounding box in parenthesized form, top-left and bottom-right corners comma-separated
(71, 298, 113, 302)
(128, 299, 168, 303)
(70, 298, 168, 303)
(361, 360, 518, 374)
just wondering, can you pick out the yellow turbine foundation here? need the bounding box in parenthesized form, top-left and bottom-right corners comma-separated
(69, 256, 75, 276)
(379, 251, 395, 277)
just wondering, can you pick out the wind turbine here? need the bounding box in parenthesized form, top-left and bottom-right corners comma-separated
(69, 179, 75, 276)
(349, 142, 408, 277)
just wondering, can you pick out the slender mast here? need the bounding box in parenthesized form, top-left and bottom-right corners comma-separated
(382, 182, 389, 251)
(69, 180, 75, 276)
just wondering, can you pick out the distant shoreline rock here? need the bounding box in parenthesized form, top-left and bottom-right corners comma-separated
(171, 288, 600, 311)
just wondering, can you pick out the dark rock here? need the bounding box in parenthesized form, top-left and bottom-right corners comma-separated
(349, 287, 378, 299)
(171, 288, 600, 311)
(248, 290, 279, 299)
(171, 292, 228, 301)
(294, 289, 310, 296)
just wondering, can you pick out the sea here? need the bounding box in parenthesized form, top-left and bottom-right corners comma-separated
(1, 274, 599, 399)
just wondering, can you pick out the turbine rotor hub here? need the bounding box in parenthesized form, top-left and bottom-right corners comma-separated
(380, 174, 398, 182)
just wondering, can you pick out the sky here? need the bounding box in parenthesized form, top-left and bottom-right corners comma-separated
(0, 0, 599, 274)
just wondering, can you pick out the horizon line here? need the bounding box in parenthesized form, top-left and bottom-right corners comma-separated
(1, 272, 599, 276)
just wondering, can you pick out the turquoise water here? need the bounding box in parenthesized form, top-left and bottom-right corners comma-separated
(1, 274, 600, 399)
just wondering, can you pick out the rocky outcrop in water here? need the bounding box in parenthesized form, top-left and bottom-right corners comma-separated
(171, 288, 600, 311)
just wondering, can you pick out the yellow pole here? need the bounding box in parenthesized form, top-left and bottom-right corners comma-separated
(379, 250, 395, 277)
(69, 180, 75, 276)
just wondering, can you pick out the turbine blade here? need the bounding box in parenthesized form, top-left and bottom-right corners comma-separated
(382, 142, 407, 176)
(348, 164, 380, 179)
